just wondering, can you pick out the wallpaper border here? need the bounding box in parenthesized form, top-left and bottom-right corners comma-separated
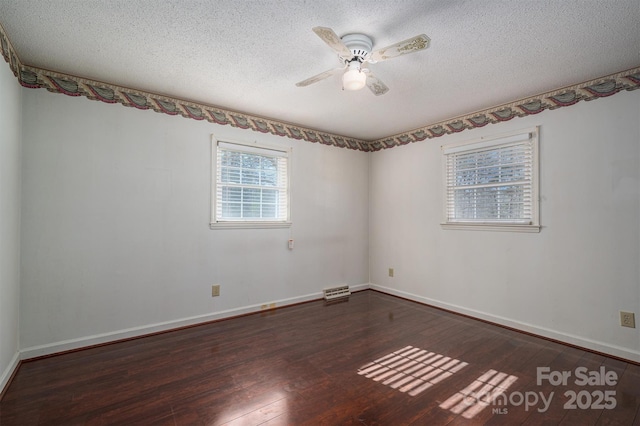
(371, 68, 640, 151)
(1, 23, 638, 152)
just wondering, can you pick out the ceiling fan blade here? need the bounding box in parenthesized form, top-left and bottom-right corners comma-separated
(365, 72, 389, 96)
(312, 26, 353, 59)
(296, 67, 343, 87)
(370, 34, 430, 62)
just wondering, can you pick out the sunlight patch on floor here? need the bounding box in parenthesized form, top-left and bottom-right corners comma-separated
(439, 369, 518, 419)
(358, 346, 468, 396)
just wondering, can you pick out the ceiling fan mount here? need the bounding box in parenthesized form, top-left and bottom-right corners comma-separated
(296, 26, 430, 96)
(339, 34, 373, 62)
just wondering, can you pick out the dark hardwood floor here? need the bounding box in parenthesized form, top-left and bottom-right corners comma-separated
(1, 290, 639, 425)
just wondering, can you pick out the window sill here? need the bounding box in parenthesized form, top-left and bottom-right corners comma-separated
(210, 221, 292, 230)
(440, 223, 540, 233)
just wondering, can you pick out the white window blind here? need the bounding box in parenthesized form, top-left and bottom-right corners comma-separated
(442, 128, 539, 232)
(212, 140, 290, 228)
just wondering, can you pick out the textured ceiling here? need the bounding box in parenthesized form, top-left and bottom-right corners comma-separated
(0, 0, 639, 141)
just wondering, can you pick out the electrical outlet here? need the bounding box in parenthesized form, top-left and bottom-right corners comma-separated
(211, 285, 220, 297)
(620, 311, 635, 328)
(388, 268, 394, 278)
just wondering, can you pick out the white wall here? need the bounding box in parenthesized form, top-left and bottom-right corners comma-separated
(19, 89, 369, 355)
(0, 62, 22, 389)
(370, 89, 640, 361)
(11, 68, 640, 364)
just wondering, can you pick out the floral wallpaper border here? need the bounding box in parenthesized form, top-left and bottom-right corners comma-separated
(1, 23, 638, 152)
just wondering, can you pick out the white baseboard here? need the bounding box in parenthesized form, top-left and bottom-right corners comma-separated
(370, 284, 640, 363)
(0, 351, 20, 396)
(20, 283, 371, 360)
(22, 283, 636, 364)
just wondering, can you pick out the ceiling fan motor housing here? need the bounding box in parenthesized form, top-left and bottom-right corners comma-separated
(341, 34, 373, 61)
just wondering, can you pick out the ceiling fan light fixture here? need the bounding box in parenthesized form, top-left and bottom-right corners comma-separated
(299, 27, 430, 95)
(342, 62, 366, 91)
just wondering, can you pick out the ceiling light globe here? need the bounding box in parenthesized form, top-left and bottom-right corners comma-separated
(343, 68, 367, 91)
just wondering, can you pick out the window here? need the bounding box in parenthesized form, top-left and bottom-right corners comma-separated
(211, 138, 290, 228)
(441, 127, 539, 232)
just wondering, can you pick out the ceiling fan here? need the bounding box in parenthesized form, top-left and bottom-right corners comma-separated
(296, 27, 430, 96)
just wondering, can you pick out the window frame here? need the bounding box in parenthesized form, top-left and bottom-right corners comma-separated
(440, 127, 540, 233)
(210, 136, 292, 229)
